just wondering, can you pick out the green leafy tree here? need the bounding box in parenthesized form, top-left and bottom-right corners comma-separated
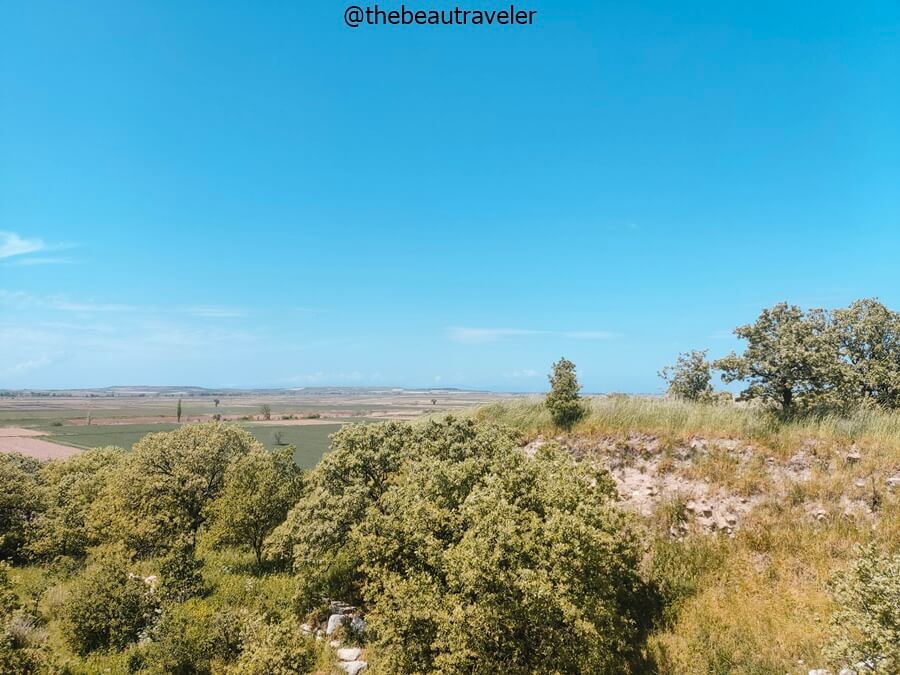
(29, 447, 124, 561)
(826, 544, 899, 673)
(208, 446, 303, 567)
(177, 398, 183, 423)
(274, 417, 653, 672)
(355, 427, 653, 674)
(91, 423, 258, 555)
(267, 422, 412, 604)
(714, 303, 842, 413)
(833, 298, 900, 408)
(546, 357, 587, 429)
(659, 350, 714, 401)
(63, 550, 158, 655)
(0, 453, 44, 562)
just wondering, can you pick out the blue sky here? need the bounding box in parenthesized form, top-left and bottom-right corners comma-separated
(1, 1, 898, 392)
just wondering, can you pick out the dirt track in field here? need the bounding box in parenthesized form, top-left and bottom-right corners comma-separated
(0, 427, 80, 460)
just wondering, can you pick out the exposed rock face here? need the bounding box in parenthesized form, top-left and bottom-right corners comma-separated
(339, 662, 368, 675)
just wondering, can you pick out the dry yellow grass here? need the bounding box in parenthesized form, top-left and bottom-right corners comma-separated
(474, 396, 900, 674)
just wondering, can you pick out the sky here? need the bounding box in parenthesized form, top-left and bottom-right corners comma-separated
(1, 1, 898, 392)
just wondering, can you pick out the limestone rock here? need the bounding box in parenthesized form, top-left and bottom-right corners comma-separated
(339, 661, 368, 675)
(326, 614, 348, 635)
(337, 647, 363, 661)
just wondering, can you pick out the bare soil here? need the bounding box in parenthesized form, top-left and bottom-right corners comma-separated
(0, 427, 81, 460)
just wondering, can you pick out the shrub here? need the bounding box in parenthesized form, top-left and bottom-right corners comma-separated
(826, 544, 899, 673)
(353, 419, 652, 673)
(138, 599, 242, 674)
(227, 617, 318, 675)
(62, 551, 158, 654)
(0, 453, 44, 562)
(158, 542, 205, 603)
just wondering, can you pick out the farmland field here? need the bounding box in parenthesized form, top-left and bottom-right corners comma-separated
(0, 387, 509, 466)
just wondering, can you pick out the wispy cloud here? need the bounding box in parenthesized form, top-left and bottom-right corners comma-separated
(509, 368, 540, 378)
(448, 326, 617, 344)
(3, 355, 53, 375)
(0, 231, 45, 259)
(448, 327, 540, 344)
(183, 305, 247, 319)
(0, 231, 78, 265)
(7, 256, 77, 266)
(0, 290, 252, 318)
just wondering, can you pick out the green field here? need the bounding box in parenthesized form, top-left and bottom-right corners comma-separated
(28, 421, 344, 470)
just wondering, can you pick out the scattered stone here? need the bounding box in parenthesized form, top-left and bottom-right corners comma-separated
(808, 669, 829, 675)
(337, 647, 363, 661)
(854, 479, 866, 488)
(845, 450, 861, 464)
(814, 508, 828, 522)
(886, 474, 900, 491)
(350, 616, 367, 633)
(838, 669, 854, 675)
(685, 500, 697, 512)
(326, 614, 348, 635)
(339, 661, 368, 675)
(330, 640, 341, 649)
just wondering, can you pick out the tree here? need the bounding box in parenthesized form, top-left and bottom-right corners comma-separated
(546, 357, 587, 430)
(826, 544, 899, 673)
(91, 423, 258, 555)
(0, 453, 44, 562)
(356, 425, 653, 674)
(214, 398, 221, 408)
(260, 404, 271, 421)
(208, 447, 303, 567)
(833, 298, 900, 409)
(431, 398, 437, 406)
(29, 447, 125, 560)
(659, 350, 714, 401)
(714, 303, 842, 414)
(267, 422, 413, 602)
(177, 398, 183, 423)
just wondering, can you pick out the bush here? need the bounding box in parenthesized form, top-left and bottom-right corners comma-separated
(358, 434, 654, 674)
(0, 453, 44, 562)
(827, 544, 900, 673)
(276, 416, 652, 673)
(137, 599, 242, 674)
(227, 617, 318, 675)
(62, 552, 158, 654)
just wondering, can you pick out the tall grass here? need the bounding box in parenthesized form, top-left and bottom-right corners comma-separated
(472, 395, 900, 453)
